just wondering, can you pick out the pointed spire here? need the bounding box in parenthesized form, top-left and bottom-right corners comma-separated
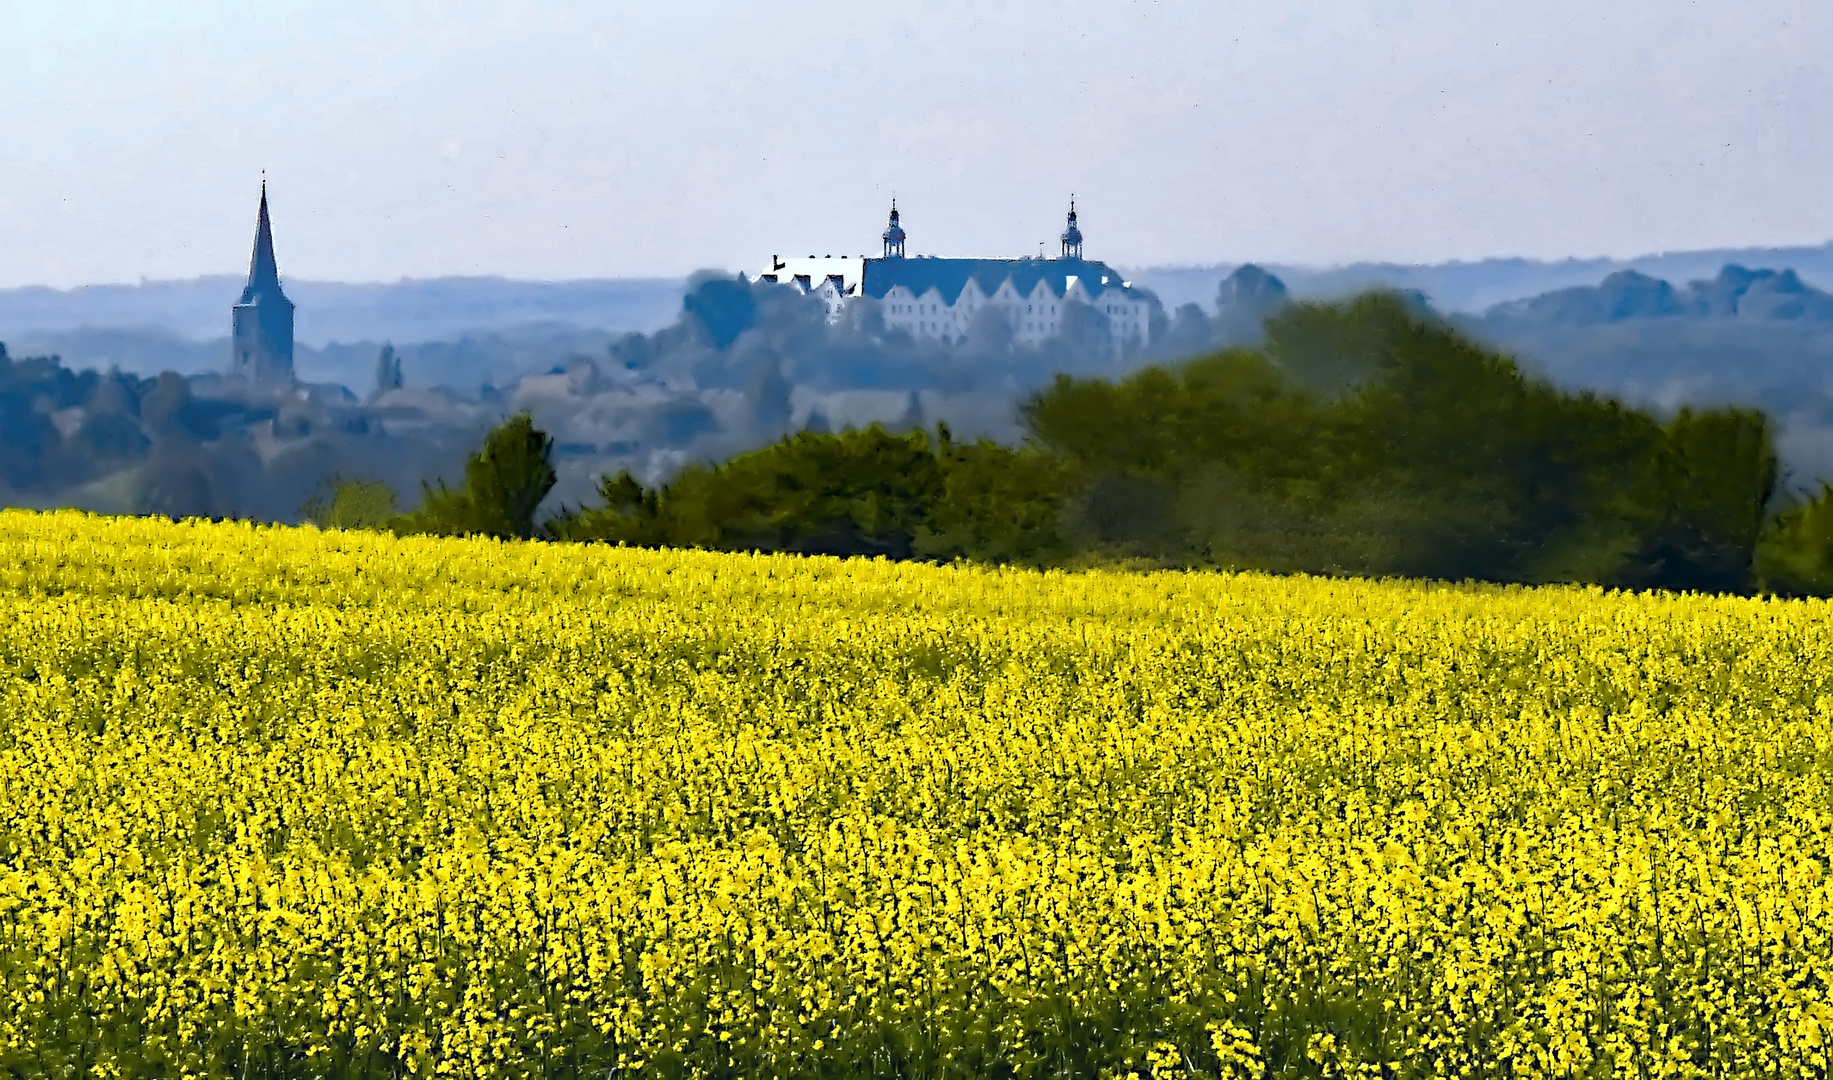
(243, 175, 281, 301)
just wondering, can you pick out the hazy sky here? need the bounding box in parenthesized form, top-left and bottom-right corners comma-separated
(3, 0, 1830, 288)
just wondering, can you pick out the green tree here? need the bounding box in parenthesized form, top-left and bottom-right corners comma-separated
(1755, 483, 1833, 596)
(1613, 408, 1778, 593)
(551, 424, 1073, 565)
(371, 343, 403, 399)
(1018, 293, 1783, 590)
(554, 426, 941, 557)
(393, 413, 557, 540)
(916, 428, 1074, 565)
(301, 476, 397, 530)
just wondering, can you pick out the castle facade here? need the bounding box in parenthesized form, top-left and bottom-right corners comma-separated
(756, 202, 1154, 353)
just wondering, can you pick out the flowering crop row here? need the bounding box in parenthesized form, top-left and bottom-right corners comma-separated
(0, 510, 1829, 1078)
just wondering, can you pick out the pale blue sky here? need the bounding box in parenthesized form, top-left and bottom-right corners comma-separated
(2, 0, 1829, 288)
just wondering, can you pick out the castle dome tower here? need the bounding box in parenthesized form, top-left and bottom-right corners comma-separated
(1060, 197, 1083, 259)
(882, 200, 906, 258)
(230, 178, 296, 383)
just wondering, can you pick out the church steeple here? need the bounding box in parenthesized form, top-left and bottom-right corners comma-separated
(230, 177, 296, 383)
(242, 177, 282, 301)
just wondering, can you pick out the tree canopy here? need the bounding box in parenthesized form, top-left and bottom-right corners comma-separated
(391, 412, 556, 540)
(404, 293, 1815, 595)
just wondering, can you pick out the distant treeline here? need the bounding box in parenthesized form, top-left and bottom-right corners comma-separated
(365, 293, 1832, 595)
(0, 342, 485, 521)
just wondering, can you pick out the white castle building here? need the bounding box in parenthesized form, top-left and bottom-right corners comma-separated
(756, 202, 1154, 353)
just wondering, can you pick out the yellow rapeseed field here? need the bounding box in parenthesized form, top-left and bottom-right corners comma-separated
(0, 508, 1829, 1079)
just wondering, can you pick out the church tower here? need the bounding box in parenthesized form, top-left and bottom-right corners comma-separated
(230, 179, 295, 383)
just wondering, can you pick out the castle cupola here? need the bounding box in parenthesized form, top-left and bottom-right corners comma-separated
(882, 201, 906, 258)
(1060, 197, 1083, 259)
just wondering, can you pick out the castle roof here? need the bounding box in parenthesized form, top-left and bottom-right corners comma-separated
(859, 256, 1142, 305)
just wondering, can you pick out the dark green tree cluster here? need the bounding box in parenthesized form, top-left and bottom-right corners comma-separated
(389, 413, 557, 540)
(1755, 484, 1833, 596)
(1023, 294, 1779, 591)
(301, 475, 398, 530)
(0, 344, 155, 495)
(548, 425, 1072, 563)
(353, 293, 1833, 595)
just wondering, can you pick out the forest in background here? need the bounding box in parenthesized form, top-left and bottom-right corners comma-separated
(15, 253, 1833, 523)
(356, 292, 1833, 597)
(9, 266, 1833, 595)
